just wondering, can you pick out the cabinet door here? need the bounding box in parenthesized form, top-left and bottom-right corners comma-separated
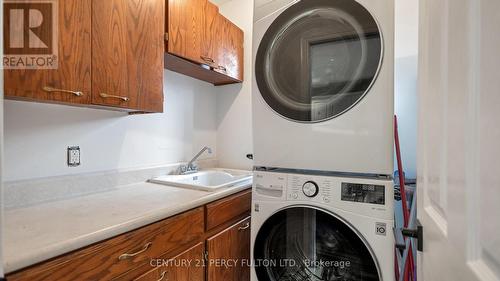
(92, 0, 164, 112)
(207, 217, 251, 281)
(225, 21, 244, 81)
(135, 243, 205, 281)
(215, 16, 243, 82)
(168, 0, 206, 65)
(4, 0, 91, 105)
(200, 1, 219, 67)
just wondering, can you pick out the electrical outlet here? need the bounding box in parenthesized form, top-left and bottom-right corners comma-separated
(67, 146, 81, 167)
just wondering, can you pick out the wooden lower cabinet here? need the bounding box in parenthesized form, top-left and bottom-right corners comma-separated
(135, 243, 205, 281)
(207, 217, 251, 281)
(6, 190, 251, 281)
(7, 208, 205, 281)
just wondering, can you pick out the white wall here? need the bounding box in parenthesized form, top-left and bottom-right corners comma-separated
(395, 0, 419, 179)
(4, 70, 218, 182)
(215, 0, 254, 170)
(4, 0, 256, 182)
(1, 0, 5, 276)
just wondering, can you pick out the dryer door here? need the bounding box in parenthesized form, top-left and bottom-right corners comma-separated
(255, 0, 382, 123)
(254, 207, 380, 281)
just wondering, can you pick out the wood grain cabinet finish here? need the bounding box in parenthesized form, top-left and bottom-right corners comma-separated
(7, 207, 204, 281)
(92, 0, 164, 113)
(207, 217, 251, 281)
(6, 190, 251, 281)
(4, 0, 92, 105)
(165, 0, 244, 85)
(206, 189, 251, 231)
(167, 0, 206, 65)
(201, 1, 220, 67)
(135, 243, 205, 281)
(215, 15, 244, 81)
(4, 0, 164, 113)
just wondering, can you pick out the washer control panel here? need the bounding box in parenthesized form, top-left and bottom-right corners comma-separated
(288, 175, 333, 204)
(254, 171, 394, 220)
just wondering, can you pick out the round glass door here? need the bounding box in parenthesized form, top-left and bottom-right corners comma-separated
(254, 207, 380, 281)
(255, 0, 382, 122)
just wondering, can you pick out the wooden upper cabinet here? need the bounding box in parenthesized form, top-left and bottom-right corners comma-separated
(201, 1, 220, 67)
(4, 0, 92, 105)
(167, 0, 206, 65)
(92, 0, 164, 113)
(4, 0, 164, 113)
(215, 15, 243, 81)
(165, 0, 244, 85)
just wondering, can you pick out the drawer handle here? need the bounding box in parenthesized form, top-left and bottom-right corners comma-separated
(157, 270, 168, 281)
(42, 86, 83, 97)
(118, 242, 152, 260)
(100, 93, 130, 102)
(238, 222, 250, 231)
(217, 65, 227, 72)
(200, 56, 215, 64)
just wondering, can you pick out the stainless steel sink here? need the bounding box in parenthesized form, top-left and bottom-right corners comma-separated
(150, 169, 253, 192)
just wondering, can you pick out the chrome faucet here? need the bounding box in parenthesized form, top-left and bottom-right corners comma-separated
(180, 146, 212, 174)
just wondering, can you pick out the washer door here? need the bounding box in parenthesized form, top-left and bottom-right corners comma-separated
(255, 0, 382, 122)
(254, 207, 380, 281)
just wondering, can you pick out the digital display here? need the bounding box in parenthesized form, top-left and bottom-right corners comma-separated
(341, 183, 385, 205)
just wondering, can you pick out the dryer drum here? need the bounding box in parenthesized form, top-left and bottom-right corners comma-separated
(254, 207, 380, 281)
(255, 0, 383, 123)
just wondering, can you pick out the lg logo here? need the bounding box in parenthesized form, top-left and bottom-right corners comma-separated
(3, 0, 58, 69)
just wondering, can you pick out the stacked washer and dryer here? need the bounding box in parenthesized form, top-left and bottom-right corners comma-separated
(250, 0, 395, 280)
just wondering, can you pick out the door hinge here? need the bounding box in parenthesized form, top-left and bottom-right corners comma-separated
(204, 250, 209, 262)
(164, 32, 169, 41)
(395, 220, 423, 252)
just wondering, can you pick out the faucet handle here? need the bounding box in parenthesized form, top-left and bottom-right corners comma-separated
(188, 162, 199, 171)
(179, 165, 188, 174)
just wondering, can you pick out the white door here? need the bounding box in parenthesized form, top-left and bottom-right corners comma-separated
(418, 0, 500, 280)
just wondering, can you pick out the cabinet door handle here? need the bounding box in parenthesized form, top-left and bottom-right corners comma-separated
(118, 242, 152, 260)
(157, 270, 168, 281)
(200, 56, 215, 64)
(42, 86, 83, 97)
(100, 93, 130, 102)
(238, 222, 250, 231)
(217, 65, 227, 72)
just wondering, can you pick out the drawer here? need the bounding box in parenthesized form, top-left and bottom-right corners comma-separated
(206, 190, 251, 231)
(134, 243, 205, 281)
(8, 207, 205, 281)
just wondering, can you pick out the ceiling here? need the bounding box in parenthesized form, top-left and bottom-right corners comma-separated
(209, 0, 232, 6)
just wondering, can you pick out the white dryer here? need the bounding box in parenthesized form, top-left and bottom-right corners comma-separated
(252, 0, 394, 175)
(251, 170, 394, 281)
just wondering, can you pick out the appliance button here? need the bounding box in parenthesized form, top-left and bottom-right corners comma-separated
(302, 181, 319, 198)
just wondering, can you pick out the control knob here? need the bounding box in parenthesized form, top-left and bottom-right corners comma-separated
(302, 181, 319, 198)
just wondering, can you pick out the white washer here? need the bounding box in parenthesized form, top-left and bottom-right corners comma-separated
(252, 0, 394, 175)
(251, 170, 394, 281)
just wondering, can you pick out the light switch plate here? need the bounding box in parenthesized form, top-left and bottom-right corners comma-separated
(67, 146, 81, 167)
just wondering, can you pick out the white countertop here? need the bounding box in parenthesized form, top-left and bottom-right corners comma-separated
(3, 181, 251, 273)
